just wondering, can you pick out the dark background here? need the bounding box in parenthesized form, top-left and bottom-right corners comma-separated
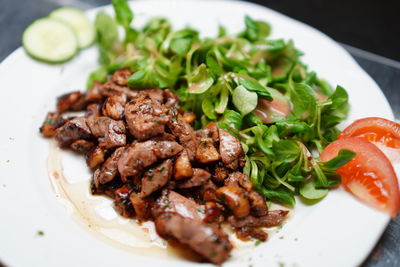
(1, 0, 400, 61)
(253, 0, 400, 61)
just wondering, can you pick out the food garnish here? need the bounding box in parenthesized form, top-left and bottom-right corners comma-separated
(22, 7, 94, 63)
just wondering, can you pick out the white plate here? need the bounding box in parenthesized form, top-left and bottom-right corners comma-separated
(0, 0, 395, 266)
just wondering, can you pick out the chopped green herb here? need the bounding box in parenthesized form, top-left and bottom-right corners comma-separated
(254, 240, 261, 246)
(163, 200, 171, 209)
(197, 208, 205, 214)
(37, 230, 45, 236)
(158, 166, 165, 172)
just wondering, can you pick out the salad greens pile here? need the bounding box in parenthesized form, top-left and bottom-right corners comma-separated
(88, 0, 355, 206)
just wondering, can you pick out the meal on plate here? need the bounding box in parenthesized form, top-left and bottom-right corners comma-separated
(35, 0, 399, 264)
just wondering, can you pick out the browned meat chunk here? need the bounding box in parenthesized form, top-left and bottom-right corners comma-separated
(167, 116, 198, 161)
(143, 89, 164, 104)
(114, 185, 134, 218)
(86, 116, 126, 149)
(202, 180, 219, 202)
(94, 147, 125, 186)
(118, 142, 157, 179)
(125, 94, 168, 141)
(86, 146, 107, 169)
(228, 210, 289, 228)
(101, 81, 138, 99)
(196, 138, 220, 163)
(112, 69, 132, 86)
(130, 193, 153, 221)
(40, 112, 65, 137)
(118, 140, 183, 179)
(55, 118, 92, 147)
(236, 227, 268, 241)
(225, 172, 252, 190)
(163, 89, 179, 109)
(174, 150, 193, 180)
(219, 128, 244, 170)
(225, 172, 268, 216)
(216, 186, 250, 218)
(177, 168, 211, 189)
(85, 103, 102, 117)
(152, 140, 184, 159)
(153, 190, 205, 221)
(248, 190, 268, 217)
(204, 201, 224, 223)
(102, 95, 126, 120)
(85, 82, 103, 103)
(155, 213, 232, 264)
(57, 91, 83, 112)
(140, 159, 172, 197)
(70, 140, 95, 154)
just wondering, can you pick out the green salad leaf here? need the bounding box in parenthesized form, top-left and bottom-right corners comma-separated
(88, 0, 354, 208)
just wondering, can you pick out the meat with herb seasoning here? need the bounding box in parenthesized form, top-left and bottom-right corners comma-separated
(39, 70, 289, 264)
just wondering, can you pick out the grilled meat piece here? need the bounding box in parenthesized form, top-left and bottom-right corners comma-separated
(177, 168, 211, 189)
(117, 140, 183, 179)
(163, 89, 179, 109)
(202, 180, 219, 202)
(102, 95, 126, 120)
(70, 140, 95, 154)
(57, 91, 83, 112)
(85, 82, 103, 103)
(155, 213, 232, 264)
(216, 186, 250, 218)
(225, 172, 268, 216)
(101, 81, 138, 99)
(204, 201, 224, 223)
(125, 94, 169, 141)
(196, 138, 220, 163)
(40, 112, 65, 137)
(86, 146, 107, 169)
(173, 150, 193, 180)
(112, 69, 132, 86)
(218, 128, 244, 170)
(86, 116, 126, 149)
(85, 103, 102, 117)
(140, 159, 172, 197)
(228, 210, 289, 228)
(153, 190, 205, 221)
(167, 116, 198, 161)
(143, 89, 164, 104)
(114, 185, 135, 218)
(248, 190, 268, 217)
(55, 118, 92, 147)
(94, 147, 125, 186)
(130, 192, 153, 221)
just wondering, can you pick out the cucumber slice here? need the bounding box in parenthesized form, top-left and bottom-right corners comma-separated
(22, 18, 78, 63)
(50, 7, 95, 49)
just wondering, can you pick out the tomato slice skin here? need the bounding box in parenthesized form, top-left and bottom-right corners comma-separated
(321, 137, 400, 218)
(339, 117, 400, 148)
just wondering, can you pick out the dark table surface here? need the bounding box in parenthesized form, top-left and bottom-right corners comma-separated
(1, 1, 399, 266)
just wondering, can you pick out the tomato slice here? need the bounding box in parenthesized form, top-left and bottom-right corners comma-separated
(339, 117, 400, 148)
(321, 137, 400, 218)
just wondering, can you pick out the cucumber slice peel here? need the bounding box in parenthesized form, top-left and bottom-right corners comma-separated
(22, 17, 78, 64)
(50, 7, 95, 49)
